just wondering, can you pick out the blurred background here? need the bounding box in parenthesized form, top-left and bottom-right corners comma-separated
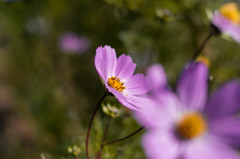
(0, 0, 240, 158)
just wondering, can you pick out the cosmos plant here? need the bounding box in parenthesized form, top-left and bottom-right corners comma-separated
(85, 2, 240, 159)
(86, 45, 151, 159)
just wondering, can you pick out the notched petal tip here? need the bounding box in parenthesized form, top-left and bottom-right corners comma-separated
(94, 45, 117, 81)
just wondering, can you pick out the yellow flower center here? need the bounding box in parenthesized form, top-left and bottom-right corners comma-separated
(176, 113, 206, 140)
(107, 76, 126, 92)
(220, 2, 240, 24)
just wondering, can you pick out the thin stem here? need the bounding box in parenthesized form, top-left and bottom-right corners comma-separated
(103, 126, 144, 146)
(96, 117, 112, 159)
(191, 30, 215, 61)
(86, 93, 107, 159)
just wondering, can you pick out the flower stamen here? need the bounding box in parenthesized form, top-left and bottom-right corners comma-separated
(220, 2, 240, 24)
(176, 113, 206, 140)
(108, 76, 126, 92)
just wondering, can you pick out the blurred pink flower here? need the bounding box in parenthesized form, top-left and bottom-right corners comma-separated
(58, 32, 90, 54)
(94, 45, 151, 111)
(135, 62, 240, 159)
(212, 2, 240, 43)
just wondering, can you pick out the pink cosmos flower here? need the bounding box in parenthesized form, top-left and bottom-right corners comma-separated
(94, 45, 150, 111)
(135, 62, 240, 159)
(58, 32, 90, 54)
(212, 2, 240, 43)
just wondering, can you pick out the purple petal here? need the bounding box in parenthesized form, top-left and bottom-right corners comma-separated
(115, 54, 136, 81)
(142, 130, 180, 159)
(133, 91, 183, 129)
(125, 95, 157, 112)
(94, 46, 117, 81)
(146, 64, 168, 93)
(212, 12, 240, 43)
(124, 74, 150, 95)
(227, 24, 240, 43)
(204, 81, 240, 120)
(184, 135, 239, 159)
(209, 117, 240, 147)
(107, 87, 139, 111)
(108, 87, 154, 111)
(177, 62, 208, 111)
(132, 96, 165, 128)
(212, 12, 234, 32)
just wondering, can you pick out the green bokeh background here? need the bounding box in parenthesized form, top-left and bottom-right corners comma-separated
(0, 0, 240, 158)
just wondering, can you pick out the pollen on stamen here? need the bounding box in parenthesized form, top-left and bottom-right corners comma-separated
(175, 113, 206, 140)
(108, 76, 126, 92)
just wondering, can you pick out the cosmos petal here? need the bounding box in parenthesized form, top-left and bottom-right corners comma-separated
(146, 64, 167, 92)
(107, 87, 139, 111)
(209, 117, 240, 147)
(124, 74, 150, 95)
(204, 81, 240, 120)
(115, 54, 136, 81)
(133, 97, 160, 128)
(133, 91, 182, 129)
(142, 130, 180, 159)
(184, 135, 240, 159)
(176, 62, 208, 111)
(94, 45, 117, 81)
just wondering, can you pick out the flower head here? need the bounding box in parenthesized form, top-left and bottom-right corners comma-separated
(212, 2, 240, 43)
(135, 62, 240, 159)
(94, 45, 151, 111)
(58, 32, 90, 54)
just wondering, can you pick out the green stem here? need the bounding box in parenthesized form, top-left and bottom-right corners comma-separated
(96, 117, 112, 159)
(86, 93, 107, 159)
(191, 30, 215, 61)
(103, 126, 144, 146)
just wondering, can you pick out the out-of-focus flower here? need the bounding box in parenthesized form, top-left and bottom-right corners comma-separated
(95, 45, 151, 111)
(135, 62, 240, 159)
(58, 32, 90, 54)
(212, 2, 240, 43)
